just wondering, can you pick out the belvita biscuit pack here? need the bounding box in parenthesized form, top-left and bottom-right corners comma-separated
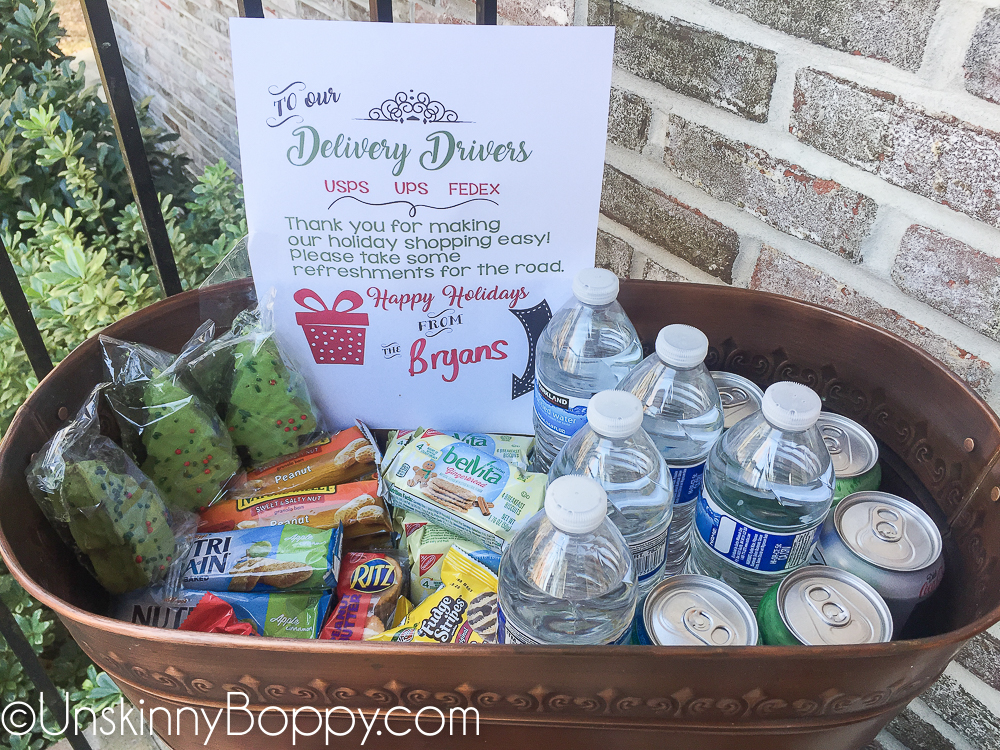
(384, 429, 545, 552)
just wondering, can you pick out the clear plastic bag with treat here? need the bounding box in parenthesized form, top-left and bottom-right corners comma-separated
(100, 322, 242, 511)
(183, 293, 323, 465)
(26, 385, 195, 595)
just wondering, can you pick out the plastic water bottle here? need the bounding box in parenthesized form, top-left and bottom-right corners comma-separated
(618, 325, 723, 576)
(531, 268, 643, 472)
(548, 390, 673, 598)
(689, 381, 835, 607)
(498, 475, 637, 644)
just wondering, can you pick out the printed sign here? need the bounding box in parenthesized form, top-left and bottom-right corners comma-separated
(230, 19, 615, 432)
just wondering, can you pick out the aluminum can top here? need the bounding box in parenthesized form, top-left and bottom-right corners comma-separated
(777, 566, 893, 645)
(835, 491, 942, 573)
(710, 371, 764, 430)
(643, 574, 757, 646)
(816, 412, 879, 479)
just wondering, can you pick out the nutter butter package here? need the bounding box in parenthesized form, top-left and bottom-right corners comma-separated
(181, 525, 341, 593)
(385, 430, 545, 552)
(110, 588, 333, 638)
(198, 480, 390, 542)
(370, 547, 498, 644)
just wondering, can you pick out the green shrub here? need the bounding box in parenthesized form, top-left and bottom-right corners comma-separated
(0, 3, 246, 748)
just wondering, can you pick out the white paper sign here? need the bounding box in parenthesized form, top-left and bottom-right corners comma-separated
(230, 19, 614, 432)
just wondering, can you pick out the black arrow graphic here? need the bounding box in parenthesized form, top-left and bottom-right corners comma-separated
(510, 300, 552, 399)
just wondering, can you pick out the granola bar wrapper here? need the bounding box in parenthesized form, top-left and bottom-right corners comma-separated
(369, 547, 498, 644)
(181, 524, 342, 593)
(319, 551, 409, 640)
(385, 430, 546, 552)
(110, 587, 332, 638)
(383, 429, 532, 473)
(400, 511, 501, 604)
(198, 480, 390, 544)
(228, 423, 380, 499)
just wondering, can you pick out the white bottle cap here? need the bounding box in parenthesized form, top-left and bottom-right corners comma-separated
(573, 267, 620, 306)
(761, 381, 822, 431)
(544, 475, 609, 534)
(587, 390, 644, 438)
(655, 324, 709, 368)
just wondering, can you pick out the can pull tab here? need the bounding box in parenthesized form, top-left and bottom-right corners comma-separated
(682, 606, 735, 646)
(805, 585, 852, 627)
(719, 387, 750, 408)
(821, 424, 848, 457)
(872, 506, 902, 542)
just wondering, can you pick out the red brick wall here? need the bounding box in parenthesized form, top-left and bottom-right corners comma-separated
(594, 0, 1000, 417)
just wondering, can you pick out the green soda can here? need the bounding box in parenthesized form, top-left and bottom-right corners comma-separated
(757, 566, 893, 645)
(816, 412, 881, 505)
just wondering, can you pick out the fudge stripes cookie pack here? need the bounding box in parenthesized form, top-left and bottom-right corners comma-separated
(385, 430, 546, 552)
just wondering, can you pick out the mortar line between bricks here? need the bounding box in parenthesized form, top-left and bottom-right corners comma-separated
(766, 52, 797, 133)
(610, 66, 1000, 256)
(731, 236, 763, 288)
(596, 215, 727, 285)
(573, 0, 589, 26)
(906, 698, 979, 750)
(606, 144, 1000, 384)
(918, 0, 987, 89)
(943, 661, 1000, 717)
(857, 207, 914, 280)
(614, 0, 1000, 131)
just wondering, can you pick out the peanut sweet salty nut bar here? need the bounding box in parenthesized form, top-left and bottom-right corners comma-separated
(198, 480, 390, 541)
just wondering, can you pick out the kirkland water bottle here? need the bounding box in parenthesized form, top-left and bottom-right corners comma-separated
(498, 475, 637, 644)
(531, 268, 643, 472)
(618, 325, 723, 576)
(548, 390, 673, 598)
(689, 381, 835, 607)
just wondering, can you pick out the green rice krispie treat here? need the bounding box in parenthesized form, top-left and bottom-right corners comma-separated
(226, 337, 319, 463)
(140, 375, 242, 511)
(26, 386, 181, 595)
(101, 324, 241, 510)
(58, 459, 176, 593)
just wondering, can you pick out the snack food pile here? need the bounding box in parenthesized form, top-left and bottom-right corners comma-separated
(28, 300, 527, 644)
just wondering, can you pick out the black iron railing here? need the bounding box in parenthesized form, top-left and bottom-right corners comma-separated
(0, 1, 499, 746)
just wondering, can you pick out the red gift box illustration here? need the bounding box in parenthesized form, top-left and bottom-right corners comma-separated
(294, 289, 369, 365)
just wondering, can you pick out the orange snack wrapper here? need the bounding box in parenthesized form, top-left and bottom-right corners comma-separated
(198, 480, 390, 539)
(227, 425, 379, 499)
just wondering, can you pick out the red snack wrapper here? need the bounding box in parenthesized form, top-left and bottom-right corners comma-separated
(320, 551, 407, 640)
(178, 592, 258, 636)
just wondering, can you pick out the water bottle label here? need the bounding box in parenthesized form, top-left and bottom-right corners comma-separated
(533, 375, 590, 438)
(631, 527, 669, 581)
(664, 461, 707, 506)
(498, 604, 632, 644)
(694, 488, 820, 573)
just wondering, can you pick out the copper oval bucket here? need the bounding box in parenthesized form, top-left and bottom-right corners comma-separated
(2, 279, 998, 750)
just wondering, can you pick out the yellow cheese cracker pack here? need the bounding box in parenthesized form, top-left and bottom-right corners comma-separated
(368, 547, 498, 643)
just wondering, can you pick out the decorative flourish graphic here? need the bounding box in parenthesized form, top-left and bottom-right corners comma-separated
(510, 300, 552, 399)
(294, 289, 369, 365)
(267, 81, 306, 128)
(328, 195, 497, 217)
(363, 90, 467, 124)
